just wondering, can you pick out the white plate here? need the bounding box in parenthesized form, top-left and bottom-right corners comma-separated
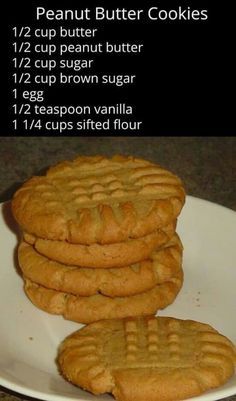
(0, 196, 235, 401)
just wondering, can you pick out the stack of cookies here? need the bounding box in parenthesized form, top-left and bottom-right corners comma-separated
(12, 155, 186, 323)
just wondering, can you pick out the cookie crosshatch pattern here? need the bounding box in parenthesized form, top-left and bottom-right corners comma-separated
(58, 316, 236, 401)
(12, 155, 185, 244)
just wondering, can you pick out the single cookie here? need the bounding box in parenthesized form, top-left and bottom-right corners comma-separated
(23, 267, 183, 323)
(12, 155, 185, 244)
(19, 234, 183, 297)
(58, 316, 236, 401)
(23, 222, 176, 268)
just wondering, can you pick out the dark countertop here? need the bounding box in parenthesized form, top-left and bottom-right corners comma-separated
(0, 136, 235, 401)
(0, 137, 236, 210)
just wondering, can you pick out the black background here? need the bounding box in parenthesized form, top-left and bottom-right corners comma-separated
(3, 0, 235, 136)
